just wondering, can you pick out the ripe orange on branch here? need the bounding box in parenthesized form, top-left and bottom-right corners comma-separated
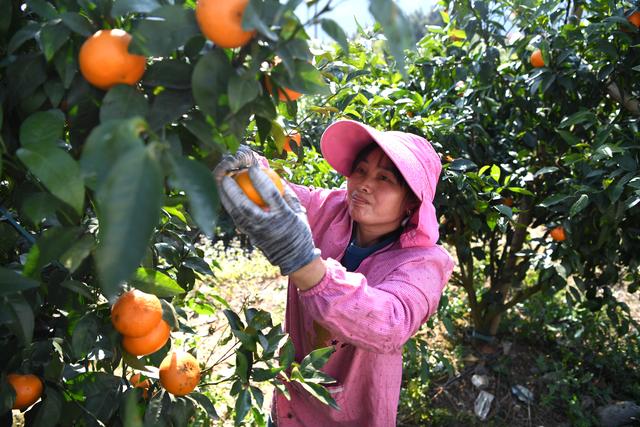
(79, 29, 146, 90)
(234, 168, 284, 208)
(159, 351, 201, 396)
(530, 49, 545, 68)
(130, 373, 152, 398)
(111, 289, 163, 337)
(7, 374, 43, 410)
(122, 319, 171, 356)
(550, 226, 566, 242)
(264, 77, 302, 102)
(284, 131, 301, 152)
(628, 11, 640, 28)
(196, 0, 255, 48)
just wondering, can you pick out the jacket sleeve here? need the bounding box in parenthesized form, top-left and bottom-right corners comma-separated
(297, 253, 452, 354)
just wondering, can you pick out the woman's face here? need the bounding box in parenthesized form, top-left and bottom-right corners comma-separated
(346, 147, 416, 233)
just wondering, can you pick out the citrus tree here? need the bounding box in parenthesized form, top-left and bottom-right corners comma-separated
(286, 0, 639, 342)
(0, 0, 418, 425)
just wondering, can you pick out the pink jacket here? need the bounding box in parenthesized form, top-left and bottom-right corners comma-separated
(272, 182, 454, 427)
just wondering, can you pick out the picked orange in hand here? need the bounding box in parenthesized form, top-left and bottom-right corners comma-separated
(234, 168, 284, 208)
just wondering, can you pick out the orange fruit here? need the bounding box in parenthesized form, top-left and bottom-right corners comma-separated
(530, 49, 545, 68)
(444, 155, 454, 163)
(159, 351, 201, 396)
(111, 289, 163, 338)
(79, 29, 146, 90)
(284, 131, 301, 153)
(130, 373, 151, 398)
(7, 374, 43, 410)
(264, 77, 302, 102)
(502, 197, 514, 207)
(550, 226, 566, 242)
(122, 319, 171, 356)
(234, 168, 284, 208)
(628, 11, 640, 28)
(195, 0, 255, 48)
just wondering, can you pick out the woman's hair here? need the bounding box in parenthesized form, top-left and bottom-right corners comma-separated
(351, 143, 407, 188)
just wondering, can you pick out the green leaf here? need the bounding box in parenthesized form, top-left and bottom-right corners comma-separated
(7, 294, 35, 345)
(489, 164, 501, 183)
(130, 268, 185, 297)
(8, 22, 40, 53)
(144, 390, 168, 427)
(278, 338, 295, 368)
(242, 0, 277, 41)
(569, 194, 590, 217)
(556, 129, 580, 145)
(192, 50, 233, 120)
(368, 0, 414, 74)
(189, 393, 218, 420)
(0, 268, 40, 296)
(31, 386, 63, 427)
(144, 60, 193, 89)
(148, 89, 193, 131)
(506, 187, 534, 196)
(39, 21, 70, 61)
(60, 12, 94, 36)
(21, 192, 63, 226)
(539, 194, 571, 208)
(130, 6, 200, 57)
(228, 74, 260, 113)
(234, 388, 252, 426)
(100, 86, 149, 122)
(449, 159, 477, 172)
(60, 234, 95, 273)
(223, 309, 245, 330)
(20, 110, 65, 148)
(72, 314, 98, 358)
(7, 59, 47, 108)
(80, 118, 147, 190)
(320, 19, 348, 52)
(96, 146, 163, 300)
(533, 167, 558, 177)
(300, 346, 335, 371)
(17, 145, 85, 214)
(123, 390, 144, 427)
(169, 155, 220, 238)
(558, 110, 596, 129)
(112, 0, 162, 17)
(294, 379, 338, 410)
(44, 80, 64, 108)
(26, 0, 58, 19)
(236, 351, 249, 383)
(182, 257, 213, 276)
(23, 227, 81, 277)
(495, 204, 513, 219)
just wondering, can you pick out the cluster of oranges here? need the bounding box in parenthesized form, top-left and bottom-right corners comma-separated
(111, 289, 201, 397)
(78, 0, 300, 101)
(111, 289, 171, 356)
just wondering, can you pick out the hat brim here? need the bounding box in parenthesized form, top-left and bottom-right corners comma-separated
(320, 120, 425, 201)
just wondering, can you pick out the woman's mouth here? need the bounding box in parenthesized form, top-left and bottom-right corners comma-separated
(351, 193, 369, 206)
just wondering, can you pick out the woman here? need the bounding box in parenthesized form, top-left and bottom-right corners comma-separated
(214, 120, 454, 427)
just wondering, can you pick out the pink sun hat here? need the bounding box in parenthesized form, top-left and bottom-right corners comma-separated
(320, 120, 443, 247)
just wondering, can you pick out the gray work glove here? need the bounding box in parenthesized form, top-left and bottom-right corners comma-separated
(219, 166, 321, 276)
(213, 145, 259, 188)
